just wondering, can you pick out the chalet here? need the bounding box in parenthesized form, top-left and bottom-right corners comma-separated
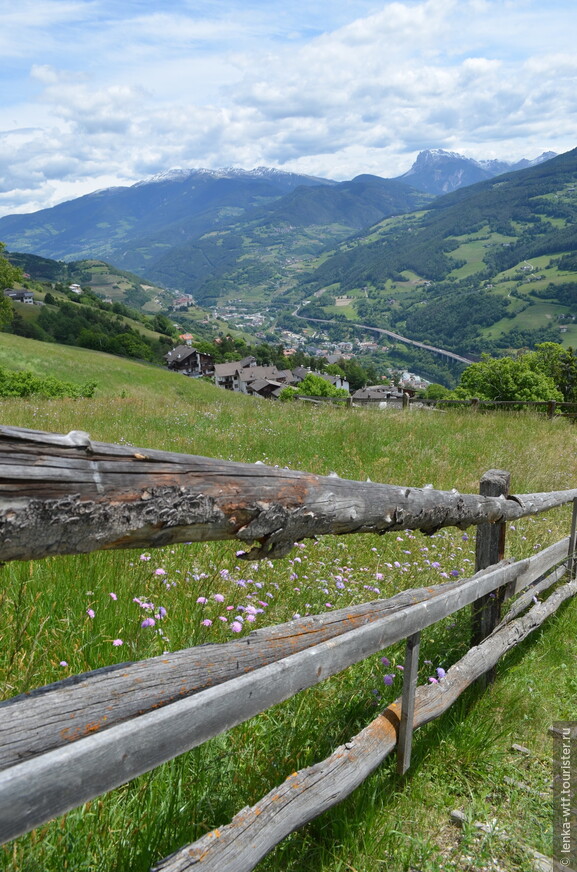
(4, 289, 34, 304)
(164, 345, 214, 377)
(214, 362, 242, 391)
(245, 378, 284, 399)
(238, 365, 295, 394)
(352, 385, 405, 402)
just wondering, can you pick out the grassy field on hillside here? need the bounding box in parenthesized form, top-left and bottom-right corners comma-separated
(1, 335, 577, 872)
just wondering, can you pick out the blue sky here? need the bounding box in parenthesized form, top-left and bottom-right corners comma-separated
(1, 0, 576, 216)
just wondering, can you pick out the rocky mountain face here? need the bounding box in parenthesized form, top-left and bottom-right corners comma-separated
(397, 148, 557, 195)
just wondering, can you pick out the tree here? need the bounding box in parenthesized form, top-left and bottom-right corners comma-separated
(532, 343, 577, 402)
(280, 373, 348, 401)
(456, 353, 562, 402)
(0, 293, 12, 330)
(0, 243, 23, 329)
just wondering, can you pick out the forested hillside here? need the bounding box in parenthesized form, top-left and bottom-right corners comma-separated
(294, 148, 577, 354)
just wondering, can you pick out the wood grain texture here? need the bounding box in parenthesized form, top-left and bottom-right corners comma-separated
(153, 575, 577, 872)
(0, 542, 568, 844)
(1, 425, 577, 563)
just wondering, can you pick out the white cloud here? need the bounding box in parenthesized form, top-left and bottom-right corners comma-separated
(0, 0, 576, 216)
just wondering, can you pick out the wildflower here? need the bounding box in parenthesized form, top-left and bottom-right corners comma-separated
(428, 677, 439, 684)
(396, 664, 404, 671)
(450, 569, 460, 577)
(436, 667, 446, 680)
(59, 661, 68, 667)
(213, 593, 225, 603)
(230, 621, 243, 633)
(109, 592, 118, 600)
(140, 554, 151, 561)
(201, 619, 213, 627)
(112, 639, 123, 646)
(141, 617, 156, 628)
(86, 608, 95, 619)
(196, 596, 208, 604)
(381, 656, 390, 666)
(154, 568, 166, 576)
(431, 561, 441, 569)
(157, 606, 167, 619)
(383, 674, 394, 686)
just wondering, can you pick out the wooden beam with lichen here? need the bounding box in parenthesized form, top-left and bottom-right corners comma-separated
(1, 425, 576, 563)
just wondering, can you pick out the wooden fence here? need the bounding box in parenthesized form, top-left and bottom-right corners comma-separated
(1, 424, 577, 871)
(295, 393, 577, 418)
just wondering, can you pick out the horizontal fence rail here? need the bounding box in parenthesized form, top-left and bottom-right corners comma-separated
(1, 424, 577, 562)
(1, 425, 577, 869)
(0, 540, 572, 843)
(154, 574, 577, 872)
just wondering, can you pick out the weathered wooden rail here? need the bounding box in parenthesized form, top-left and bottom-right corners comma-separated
(294, 394, 577, 418)
(1, 424, 576, 870)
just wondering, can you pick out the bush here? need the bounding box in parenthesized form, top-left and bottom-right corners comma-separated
(0, 365, 96, 398)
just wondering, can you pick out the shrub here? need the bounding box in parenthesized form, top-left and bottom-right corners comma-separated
(0, 365, 96, 398)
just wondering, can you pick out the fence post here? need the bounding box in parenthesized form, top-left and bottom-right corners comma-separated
(402, 392, 410, 412)
(397, 631, 421, 775)
(548, 400, 557, 420)
(471, 469, 511, 686)
(470, 398, 480, 412)
(568, 499, 577, 581)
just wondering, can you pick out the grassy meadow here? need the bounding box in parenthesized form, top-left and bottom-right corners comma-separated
(1, 333, 577, 872)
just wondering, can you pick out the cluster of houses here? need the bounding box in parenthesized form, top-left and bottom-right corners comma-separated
(164, 343, 411, 403)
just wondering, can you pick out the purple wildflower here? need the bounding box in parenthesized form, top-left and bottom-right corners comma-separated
(436, 667, 446, 680)
(109, 592, 117, 600)
(230, 621, 243, 633)
(201, 619, 213, 627)
(383, 674, 394, 686)
(141, 617, 156, 628)
(196, 596, 207, 604)
(112, 639, 123, 646)
(86, 608, 95, 619)
(213, 593, 225, 603)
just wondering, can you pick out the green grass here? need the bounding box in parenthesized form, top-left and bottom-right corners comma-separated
(1, 335, 576, 871)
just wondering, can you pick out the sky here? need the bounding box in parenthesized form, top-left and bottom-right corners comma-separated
(1, 0, 577, 217)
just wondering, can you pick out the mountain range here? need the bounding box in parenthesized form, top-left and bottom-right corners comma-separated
(0, 149, 556, 275)
(2, 146, 575, 358)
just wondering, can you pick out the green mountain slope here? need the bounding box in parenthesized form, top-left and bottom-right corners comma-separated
(6, 251, 170, 311)
(294, 147, 577, 354)
(0, 169, 335, 265)
(146, 176, 430, 303)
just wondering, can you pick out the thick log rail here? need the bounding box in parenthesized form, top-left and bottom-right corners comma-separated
(1, 424, 577, 562)
(1, 425, 576, 869)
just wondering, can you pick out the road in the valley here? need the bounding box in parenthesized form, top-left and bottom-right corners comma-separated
(293, 308, 474, 366)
